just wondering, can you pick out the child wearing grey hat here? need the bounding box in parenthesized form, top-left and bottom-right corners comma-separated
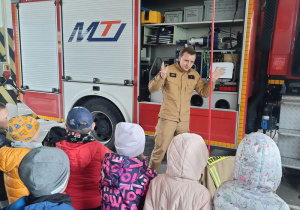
(3, 147, 75, 210)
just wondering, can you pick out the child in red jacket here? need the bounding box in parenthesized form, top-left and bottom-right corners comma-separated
(56, 107, 110, 210)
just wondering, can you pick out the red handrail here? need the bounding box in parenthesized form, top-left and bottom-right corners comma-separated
(208, 0, 216, 156)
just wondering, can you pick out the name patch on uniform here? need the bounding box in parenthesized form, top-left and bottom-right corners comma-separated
(170, 73, 176, 78)
(188, 75, 195, 79)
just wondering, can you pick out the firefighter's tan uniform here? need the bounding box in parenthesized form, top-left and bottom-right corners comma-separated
(148, 63, 215, 172)
(200, 156, 235, 197)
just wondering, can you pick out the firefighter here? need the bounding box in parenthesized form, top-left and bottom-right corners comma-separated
(148, 47, 225, 172)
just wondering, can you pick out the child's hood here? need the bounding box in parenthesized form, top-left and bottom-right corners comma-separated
(233, 132, 282, 192)
(166, 133, 208, 180)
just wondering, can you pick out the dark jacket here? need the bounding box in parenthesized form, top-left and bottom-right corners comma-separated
(42, 126, 67, 147)
(0, 129, 9, 201)
(0, 130, 10, 148)
(3, 193, 75, 210)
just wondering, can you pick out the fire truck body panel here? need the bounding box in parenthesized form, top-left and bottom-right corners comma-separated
(22, 91, 60, 120)
(18, 1, 60, 92)
(63, 82, 134, 123)
(267, 0, 300, 78)
(139, 103, 238, 147)
(62, 0, 134, 85)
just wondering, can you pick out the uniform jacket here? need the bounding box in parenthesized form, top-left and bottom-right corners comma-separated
(148, 63, 215, 122)
(213, 133, 289, 210)
(0, 146, 31, 204)
(201, 156, 235, 197)
(56, 140, 110, 210)
(101, 153, 157, 210)
(144, 133, 212, 210)
(3, 194, 75, 210)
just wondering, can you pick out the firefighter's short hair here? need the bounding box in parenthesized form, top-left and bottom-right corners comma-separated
(179, 47, 196, 57)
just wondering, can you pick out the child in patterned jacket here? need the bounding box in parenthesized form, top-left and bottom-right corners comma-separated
(213, 132, 289, 210)
(100, 122, 157, 210)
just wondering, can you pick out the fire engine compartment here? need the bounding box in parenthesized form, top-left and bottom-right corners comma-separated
(138, 0, 247, 147)
(139, 0, 245, 109)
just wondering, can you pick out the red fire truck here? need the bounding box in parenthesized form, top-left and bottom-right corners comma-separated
(8, 0, 300, 169)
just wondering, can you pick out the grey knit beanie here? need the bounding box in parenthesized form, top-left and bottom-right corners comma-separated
(19, 147, 70, 197)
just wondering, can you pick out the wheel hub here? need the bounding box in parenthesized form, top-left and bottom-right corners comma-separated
(91, 111, 113, 144)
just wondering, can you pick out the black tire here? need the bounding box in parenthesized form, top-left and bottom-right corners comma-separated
(81, 98, 124, 150)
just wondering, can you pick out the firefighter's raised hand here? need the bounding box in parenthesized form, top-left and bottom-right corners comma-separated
(212, 67, 226, 82)
(160, 62, 168, 80)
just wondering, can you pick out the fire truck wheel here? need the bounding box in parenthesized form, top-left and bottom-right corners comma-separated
(81, 98, 124, 150)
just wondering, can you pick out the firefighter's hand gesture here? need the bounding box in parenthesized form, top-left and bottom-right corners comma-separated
(160, 62, 168, 80)
(212, 67, 226, 82)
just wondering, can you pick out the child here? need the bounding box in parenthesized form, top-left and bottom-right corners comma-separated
(56, 107, 110, 210)
(3, 147, 75, 210)
(213, 132, 289, 210)
(101, 122, 157, 210)
(143, 133, 211, 210)
(0, 116, 41, 204)
(0, 103, 10, 208)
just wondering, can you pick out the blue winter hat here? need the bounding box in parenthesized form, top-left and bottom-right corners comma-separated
(66, 107, 93, 130)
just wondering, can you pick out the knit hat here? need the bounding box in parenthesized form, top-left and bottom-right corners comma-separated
(19, 147, 70, 197)
(8, 116, 40, 142)
(66, 107, 93, 130)
(115, 122, 145, 157)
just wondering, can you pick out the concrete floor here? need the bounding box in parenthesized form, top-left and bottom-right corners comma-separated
(18, 103, 300, 209)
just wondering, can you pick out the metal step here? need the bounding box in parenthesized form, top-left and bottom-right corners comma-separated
(279, 96, 300, 131)
(281, 157, 300, 170)
(278, 129, 300, 159)
(279, 129, 300, 137)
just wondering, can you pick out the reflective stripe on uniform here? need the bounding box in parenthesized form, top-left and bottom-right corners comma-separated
(210, 166, 221, 188)
(207, 156, 231, 166)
